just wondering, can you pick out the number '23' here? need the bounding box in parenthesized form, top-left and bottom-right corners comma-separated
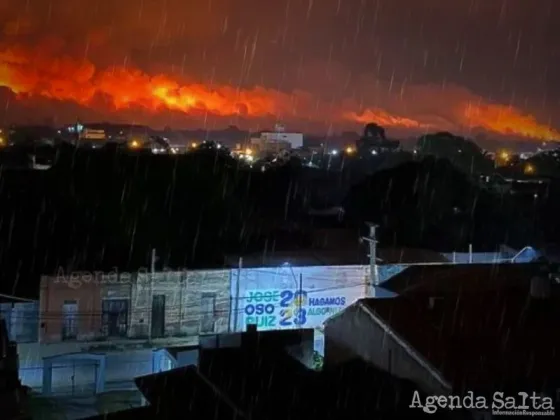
(278, 290, 307, 326)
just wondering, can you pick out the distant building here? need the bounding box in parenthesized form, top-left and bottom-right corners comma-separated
(250, 124, 303, 157)
(80, 128, 106, 142)
(536, 141, 560, 153)
(250, 136, 291, 156)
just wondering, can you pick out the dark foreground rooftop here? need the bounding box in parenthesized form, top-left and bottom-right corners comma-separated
(85, 329, 454, 420)
(359, 293, 560, 394)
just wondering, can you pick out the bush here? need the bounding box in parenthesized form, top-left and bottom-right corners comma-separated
(313, 351, 324, 370)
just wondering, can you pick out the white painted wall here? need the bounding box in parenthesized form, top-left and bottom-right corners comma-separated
(229, 263, 409, 353)
(231, 265, 368, 333)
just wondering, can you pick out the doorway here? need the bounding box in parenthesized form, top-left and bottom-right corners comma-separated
(151, 295, 166, 338)
(101, 299, 129, 337)
(200, 293, 216, 334)
(62, 300, 78, 340)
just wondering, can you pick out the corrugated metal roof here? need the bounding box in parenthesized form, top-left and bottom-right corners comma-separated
(358, 294, 560, 393)
(381, 262, 541, 295)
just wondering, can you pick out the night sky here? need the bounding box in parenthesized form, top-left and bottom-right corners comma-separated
(1, 0, 559, 139)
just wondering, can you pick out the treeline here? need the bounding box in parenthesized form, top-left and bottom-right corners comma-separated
(0, 146, 312, 296)
(0, 143, 557, 297)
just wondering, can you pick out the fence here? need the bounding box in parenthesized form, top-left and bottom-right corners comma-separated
(19, 355, 153, 396)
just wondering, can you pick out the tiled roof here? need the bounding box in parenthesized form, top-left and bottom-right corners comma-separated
(225, 247, 449, 268)
(361, 294, 560, 394)
(377, 248, 450, 264)
(224, 249, 366, 267)
(381, 262, 541, 295)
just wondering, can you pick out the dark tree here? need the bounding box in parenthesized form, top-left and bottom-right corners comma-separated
(355, 123, 399, 156)
(416, 132, 492, 175)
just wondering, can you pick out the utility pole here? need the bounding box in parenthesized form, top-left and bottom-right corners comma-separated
(148, 249, 157, 343)
(233, 257, 243, 332)
(298, 273, 303, 329)
(362, 223, 379, 297)
(151, 249, 157, 274)
(75, 119, 81, 147)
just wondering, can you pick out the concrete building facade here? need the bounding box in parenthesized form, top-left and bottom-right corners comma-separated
(39, 269, 232, 343)
(39, 273, 103, 343)
(128, 269, 231, 339)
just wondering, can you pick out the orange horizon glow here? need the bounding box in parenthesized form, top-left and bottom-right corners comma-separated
(1, 43, 559, 141)
(343, 109, 428, 129)
(461, 102, 560, 141)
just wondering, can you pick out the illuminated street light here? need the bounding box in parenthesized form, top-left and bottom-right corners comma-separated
(524, 164, 535, 175)
(245, 148, 253, 155)
(129, 140, 140, 148)
(345, 146, 355, 154)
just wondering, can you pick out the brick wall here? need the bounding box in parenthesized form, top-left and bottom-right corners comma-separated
(39, 274, 102, 343)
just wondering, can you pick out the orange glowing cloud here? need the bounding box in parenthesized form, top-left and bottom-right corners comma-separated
(461, 102, 560, 141)
(1, 41, 559, 141)
(344, 109, 429, 129)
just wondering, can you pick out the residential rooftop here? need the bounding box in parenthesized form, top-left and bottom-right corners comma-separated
(380, 262, 546, 295)
(358, 292, 560, 394)
(224, 247, 451, 268)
